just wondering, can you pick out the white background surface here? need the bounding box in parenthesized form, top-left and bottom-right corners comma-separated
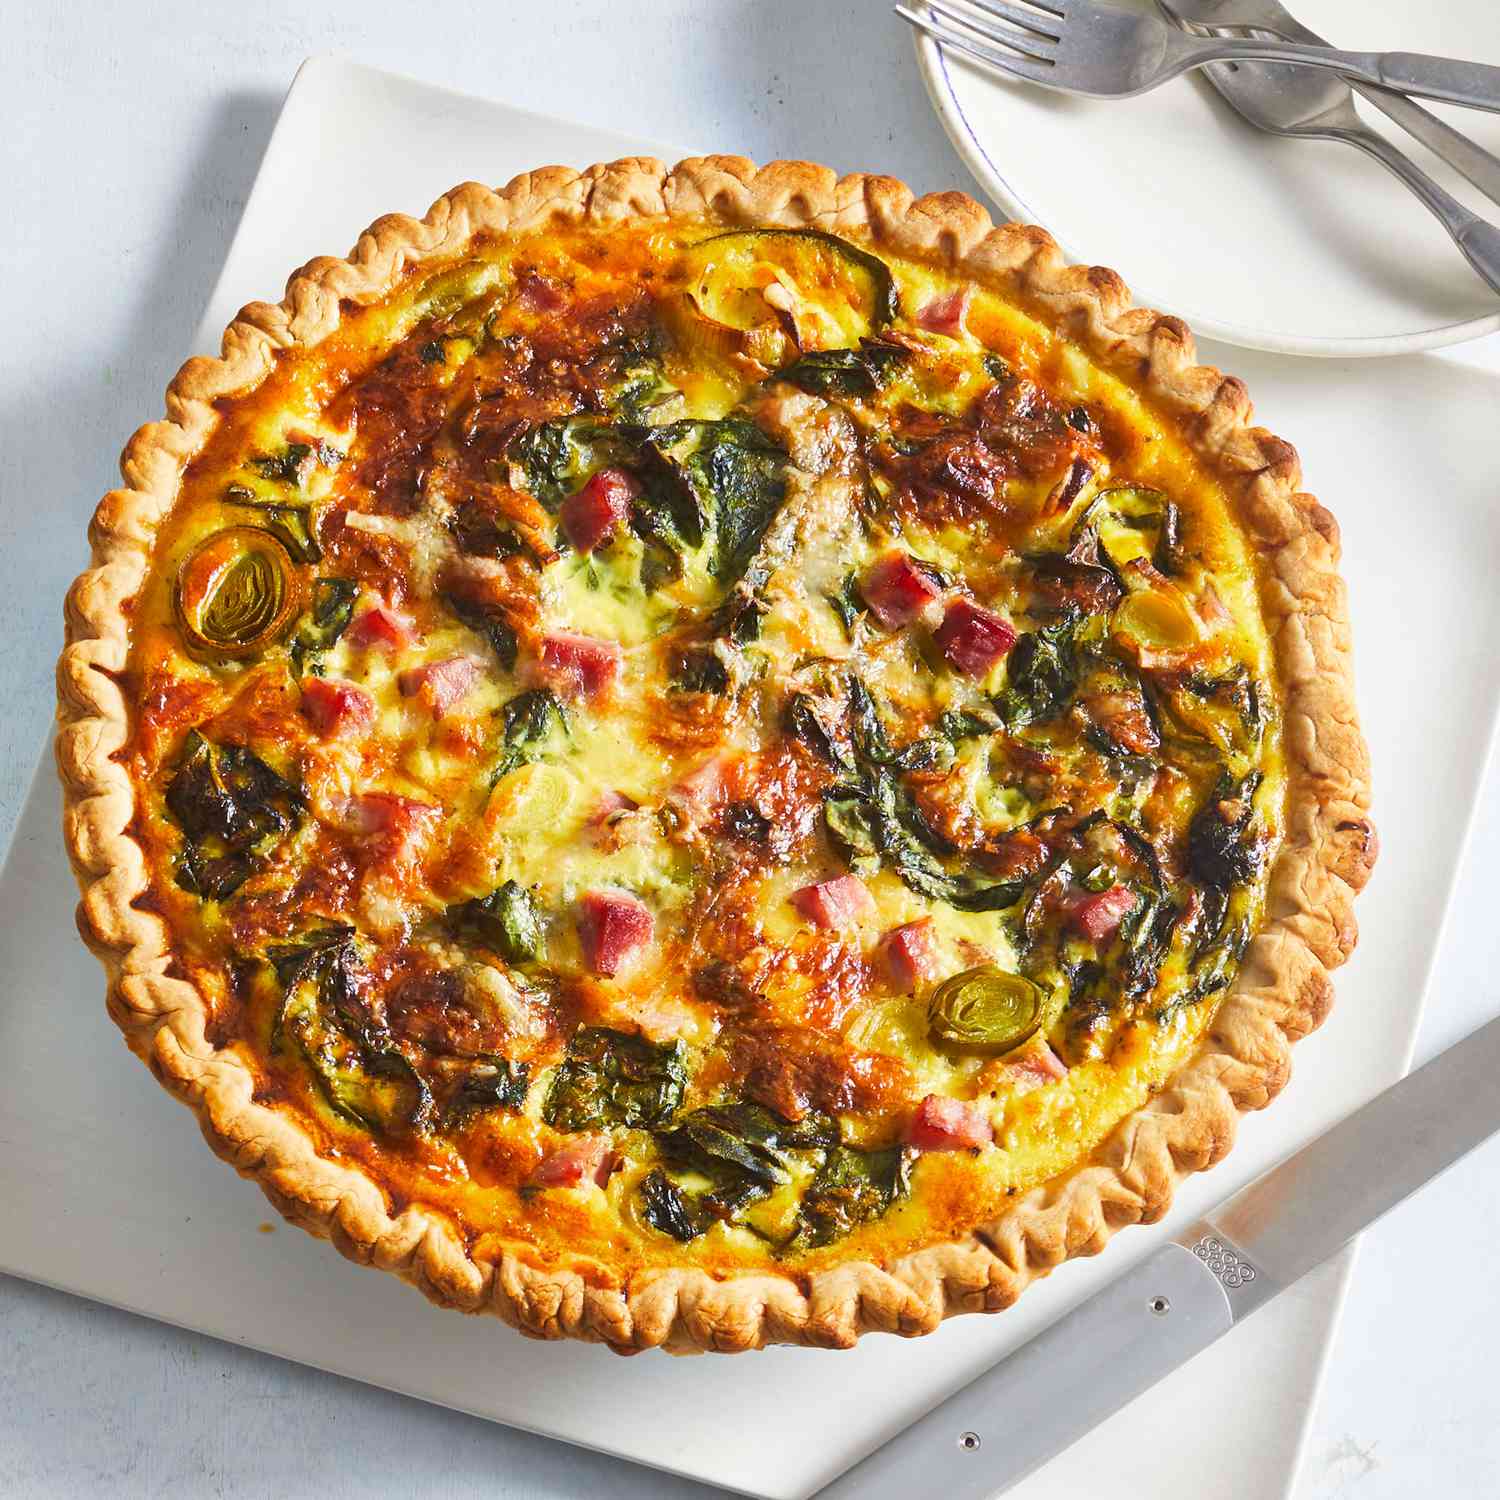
(1, 4, 1498, 1498)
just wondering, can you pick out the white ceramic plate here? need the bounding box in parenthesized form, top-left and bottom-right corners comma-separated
(914, 0, 1500, 355)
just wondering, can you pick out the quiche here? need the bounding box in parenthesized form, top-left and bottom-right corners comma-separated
(58, 157, 1375, 1353)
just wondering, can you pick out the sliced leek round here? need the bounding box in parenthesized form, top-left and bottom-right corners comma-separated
(174, 527, 302, 659)
(927, 966, 1044, 1055)
(659, 291, 792, 373)
(487, 761, 577, 835)
(678, 228, 899, 353)
(1113, 587, 1202, 654)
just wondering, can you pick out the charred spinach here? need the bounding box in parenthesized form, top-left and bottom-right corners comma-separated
(165, 733, 303, 900)
(1187, 772, 1266, 889)
(543, 1027, 688, 1132)
(793, 1144, 912, 1249)
(443, 1056, 531, 1128)
(270, 929, 431, 1134)
(639, 1168, 710, 1242)
(777, 339, 911, 397)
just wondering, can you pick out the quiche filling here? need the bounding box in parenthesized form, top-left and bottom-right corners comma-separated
(122, 222, 1283, 1273)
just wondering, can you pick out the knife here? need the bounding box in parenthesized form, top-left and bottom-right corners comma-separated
(814, 1012, 1500, 1498)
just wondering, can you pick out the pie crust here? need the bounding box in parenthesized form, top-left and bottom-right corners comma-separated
(57, 157, 1376, 1353)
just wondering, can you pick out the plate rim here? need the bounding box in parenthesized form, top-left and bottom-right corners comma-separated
(913, 29, 1500, 359)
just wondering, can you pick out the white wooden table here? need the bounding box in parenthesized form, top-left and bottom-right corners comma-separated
(2, 4, 1498, 1496)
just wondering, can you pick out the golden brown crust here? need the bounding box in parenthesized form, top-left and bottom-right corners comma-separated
(58, 156, 1375, 1353)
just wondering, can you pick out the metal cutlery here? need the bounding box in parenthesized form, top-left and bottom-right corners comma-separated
(1157, 0, 1500, 208)
(1155, 1, 1500, 295)
(896, 0, 1500, 112)
(815, 1010, 1500, 1498)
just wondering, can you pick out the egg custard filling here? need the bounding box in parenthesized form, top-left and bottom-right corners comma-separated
(120, 220, 1283, 1274)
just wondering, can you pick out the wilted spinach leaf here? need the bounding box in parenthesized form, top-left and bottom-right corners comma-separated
(441, 589, 518, 671)
(543, 1027, 688, 1133)
(637, 419, 788, 586)
(826, 572, 864, 637)
(271, 929, 432, 1134)
(166, 733, 303, 900)
(222, 489, 323, 564)
(647, 1103, 840, 1231)
(784, 692, 853, 772)
(443, 1056, 531, 1128)
(492, 688, 569, 781)
(447, 881, 547, 963)
(1187, 772, 1265, 889)
(661, 1103, 835, 1188)
(793, 1144, 912, 1249)
(777, 339, 911, 397)
(818, 681, 1022, 913)
(673, 646, 730, 696)
(995, 616, 1082, 731)
(639, 1168, 710, 1242)
(938, 704, 1003, 742)
(289, 577, 357, 676)
(508, 418, 621, 509)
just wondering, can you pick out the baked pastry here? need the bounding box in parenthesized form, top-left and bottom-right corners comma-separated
(58, 157, 1375, 1352)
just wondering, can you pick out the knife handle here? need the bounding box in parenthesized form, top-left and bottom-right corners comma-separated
(813, 1244, 1234, 1500)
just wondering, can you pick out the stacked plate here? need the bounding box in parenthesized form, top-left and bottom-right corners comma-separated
(911, 0, 1500, 354)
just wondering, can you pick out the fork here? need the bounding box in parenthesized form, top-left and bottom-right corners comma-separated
(896, 0, 1500, 112)
(1154, 2, 1500, 295)
(1157, 0, 1500, 209)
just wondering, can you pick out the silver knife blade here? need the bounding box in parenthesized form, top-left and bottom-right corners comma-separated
(1203, 1011, 1500, 1302)
(814, 1012, 1500, 1498)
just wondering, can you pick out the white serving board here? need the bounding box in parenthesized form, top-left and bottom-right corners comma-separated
(4, 56, 1498, 1500)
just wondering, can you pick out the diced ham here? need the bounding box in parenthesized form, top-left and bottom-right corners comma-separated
(1197, 582, 1231, 630)
(934, 600, 1016, 678)
(591, 789, 640, 825)
(791, 874, 877, 930)
(346, 603, 415, 653)
(861, 551, 944, 630)
(539, 632, 622, 703)
(576, 887, 654, 977)
(341, 791, 442, 870)
(299, 677, 374, 739)
(1068, 884, 1137, 943)
(881, 919, 939, 992)
(916, 285, 972, 337)
(560, 468, 638, 553)
(1002, 1043, 1069, 1094)
(398, 654, 483, 716)
(907, 1093, 994, 1151)
(531, 1134, 614, 1188)
(669, 754, 733, 822)
(345, 790, 440, 831)
(517, 268, 567, 313)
